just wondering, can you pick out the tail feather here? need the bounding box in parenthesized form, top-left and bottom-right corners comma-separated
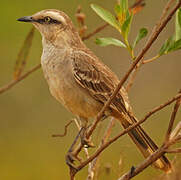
(113, 110, 172, 173)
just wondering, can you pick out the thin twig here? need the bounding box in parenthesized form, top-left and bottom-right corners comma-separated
(166, 148, 181, 153)
(52, 120, 73, 137)
(131, 0, 145, 9)
(126, 64, 140, 92)
(165, 90, 181, 142)
(87, 0, 181, 139)
(82, 23, 109, 41)
(102, 118, 116, 144)
(170, 121, 181, 140)
(117, 146, 167, 180)
(142, 55, 160, 64)
(0, 64, 41, 94)
(158, 0, 176, 25)
(142, 92, 181, 123)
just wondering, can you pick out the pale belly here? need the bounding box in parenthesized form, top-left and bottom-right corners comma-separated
(42, 62, 102, 119)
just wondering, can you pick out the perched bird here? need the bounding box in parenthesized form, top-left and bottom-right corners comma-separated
(18, 9, 171, 172)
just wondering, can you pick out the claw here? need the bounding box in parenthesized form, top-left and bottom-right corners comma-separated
(80, 127, 95, 148)
(81, 137, 95, 148)
(65, 152, 78, 170)
(130, 166, 135, 175)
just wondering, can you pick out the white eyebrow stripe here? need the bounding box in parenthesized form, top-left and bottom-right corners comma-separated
(46, 11, 66, 23)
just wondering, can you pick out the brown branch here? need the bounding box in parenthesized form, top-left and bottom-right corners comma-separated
(142, 55, 160, 64)
(130, 0, 145, 15)
(126, 53, 164, 92)
(118, 95, 181, 180)
(82, 23, 108, 41)
(52, 120, 73, 137)
(87, 0, 181, 139)
(101, 118, 116, 144)
(118, 135, 181, 180)
(170, 121, 181, 140)
(0, 64, 41, 94)
(126, 54, 160, 92)
(165, 90, 181, 142)
(118, 146, 167, 180)
(125, 64, 140, 92)
(131, 0, 145, 9)
(166, 148, 181, 153)
(76, 91, 181, 171)
(141, 92, 181, 123)
(158, 0, 176, 25)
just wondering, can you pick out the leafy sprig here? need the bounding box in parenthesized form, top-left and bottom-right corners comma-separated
(91, 1, 181, 63)
(91, 0, 148, 60)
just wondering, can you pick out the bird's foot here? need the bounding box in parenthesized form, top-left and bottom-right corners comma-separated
(81, 136, 95, 148)
(80, 127, 95, 148)
(65, 151, 78, 170)
(130, 166, 135, 176)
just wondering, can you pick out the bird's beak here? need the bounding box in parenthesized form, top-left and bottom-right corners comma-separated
(17, 16, 33, 22)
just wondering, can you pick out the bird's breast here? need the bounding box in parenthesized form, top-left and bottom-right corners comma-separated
(41, 55, 102, 119)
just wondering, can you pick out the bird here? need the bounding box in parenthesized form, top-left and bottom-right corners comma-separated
(17, 9, 171, 172)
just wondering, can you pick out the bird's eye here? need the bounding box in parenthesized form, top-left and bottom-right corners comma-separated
(44, 16, 51, 23)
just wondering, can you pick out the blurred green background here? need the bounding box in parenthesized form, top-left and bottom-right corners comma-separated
(0, 0, 181, 180)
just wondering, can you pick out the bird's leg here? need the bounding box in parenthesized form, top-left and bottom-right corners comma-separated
(79, 117, 95, 148)
(79, 126, 95, 148)
(65, 128, 82, 169)
(66, 117, 95, 169)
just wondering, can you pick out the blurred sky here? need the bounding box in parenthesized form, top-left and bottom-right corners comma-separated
(0, 0, 181, 180)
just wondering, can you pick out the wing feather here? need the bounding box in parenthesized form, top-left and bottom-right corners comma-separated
(71, 50, 129, 113)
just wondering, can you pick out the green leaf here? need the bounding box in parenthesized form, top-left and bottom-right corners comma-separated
(120, 0, 128, 14)
(121, 11, 133, 39)
(95, 37, 126, 47)
(175, 8, 181, 41)
(133, 28, 148, 48)
(115, 0, 129, 26)
(159, 37, 173, 55)
(115, 4, 122, 15)
(91, 4, 120, 29)
(14, 27, 35, 80)
(178, 8, 181, 28)
(168, 39, 181, 52)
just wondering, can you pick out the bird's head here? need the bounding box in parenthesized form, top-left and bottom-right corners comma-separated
(18, 9, 83, 48)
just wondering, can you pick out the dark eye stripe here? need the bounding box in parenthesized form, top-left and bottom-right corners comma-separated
(36, 19, 45, 24)
(36, 18, 61, 24)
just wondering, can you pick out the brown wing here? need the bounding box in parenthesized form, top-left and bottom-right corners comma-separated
(71, 50, 129, 113)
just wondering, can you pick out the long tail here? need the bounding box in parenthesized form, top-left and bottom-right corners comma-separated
(113, 110, 172, 173)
